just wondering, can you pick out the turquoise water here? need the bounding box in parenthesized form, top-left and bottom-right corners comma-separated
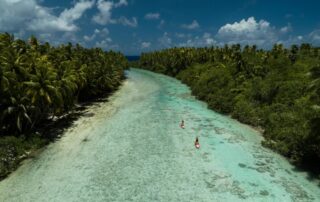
(0, 68, 319, 201)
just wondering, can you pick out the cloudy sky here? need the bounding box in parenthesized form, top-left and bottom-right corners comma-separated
(1, 0, 319, 55)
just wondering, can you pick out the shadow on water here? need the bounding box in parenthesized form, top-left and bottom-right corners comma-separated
(37, 98, 110, 143)
(38, 112, 84, 142)
(291, 161, 320, 186)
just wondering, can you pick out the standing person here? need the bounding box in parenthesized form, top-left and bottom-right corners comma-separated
(180, 120, 185, 129)
(195, 137, 200, 149)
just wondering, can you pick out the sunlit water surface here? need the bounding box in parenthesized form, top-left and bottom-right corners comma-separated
(0, 69, 319, 201)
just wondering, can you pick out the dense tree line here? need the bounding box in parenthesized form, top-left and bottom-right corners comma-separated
(138, 44, 320, 173)
(0, 33, 128, 178)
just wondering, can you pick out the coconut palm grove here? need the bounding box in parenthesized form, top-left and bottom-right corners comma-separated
(0, 0, 320, 201)
(0, 33, 128, 177)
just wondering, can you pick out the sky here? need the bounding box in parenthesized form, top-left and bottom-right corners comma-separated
(0, 0, 320, 55)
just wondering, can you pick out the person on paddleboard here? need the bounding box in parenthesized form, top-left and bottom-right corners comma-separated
(195, 137, 200, 149)
(180, 120, 185, 128)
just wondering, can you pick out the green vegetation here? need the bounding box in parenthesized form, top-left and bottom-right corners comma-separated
(138, 44, 320, 174)
(0, 33, 128, 178)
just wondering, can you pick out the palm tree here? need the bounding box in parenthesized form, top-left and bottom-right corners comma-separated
(0, 94, 32, 133)
(0, 33, 128, 135)
(24, 56, 62, 120)
(55, 60, 79, 113)
(0, 34, 29, 81)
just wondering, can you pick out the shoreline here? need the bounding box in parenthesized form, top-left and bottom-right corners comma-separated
(0, 81, 126, 181)
(139, 67, 320, 181)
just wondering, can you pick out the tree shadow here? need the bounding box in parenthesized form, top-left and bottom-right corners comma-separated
(37, 97, 110, 143)
(291, 161, 320, 187)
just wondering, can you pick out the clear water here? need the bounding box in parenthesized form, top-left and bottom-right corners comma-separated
(0, 68, 319, 202)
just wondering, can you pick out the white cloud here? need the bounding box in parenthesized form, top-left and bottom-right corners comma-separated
(0, 0, 38, 31)
(145, 13, 160, 20)
(99, 28, 109, 36)
(118, 16, 138, 27)
(179, 32, 216, 47)
(115, 0, 128, 7)
(158, 32, 172, 47)
(280, 23, 292, 34)
(92, 0, 137, 27)
(61, 32, 78, 43)
(59, 1, 94, 24)
(95, 40, 107, 47)
(309, 30, 320, 44)
(218, 17, 269, 35)
(141, 41, 151, 49)
(0, 0, 94, 32)
(92, 0, 115, 25)
(91, 29, 113, 48)
(84, 28, 109, 41)
(95, 38, 113, 48)
(206, 38, 215, 44)
(217, 17, 277, 47)
(84, 35, 95, 41)
(203, 32, 215, 45)
(181, 20, 200, 29)
(279, 35, 307, 47)
(30, 0, 94, 32)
